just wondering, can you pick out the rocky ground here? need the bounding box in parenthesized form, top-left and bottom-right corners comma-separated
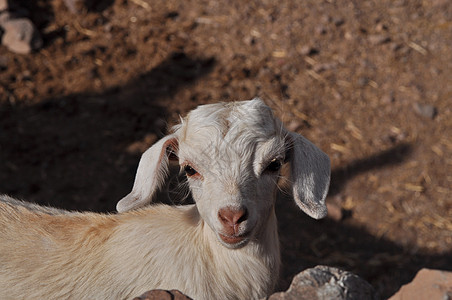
(0, 0, 451, 298)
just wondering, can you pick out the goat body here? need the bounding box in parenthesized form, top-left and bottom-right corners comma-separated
(0, 197, 278, 299)
(0, 99, 330, 299)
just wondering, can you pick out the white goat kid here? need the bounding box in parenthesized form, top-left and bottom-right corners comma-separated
(0, 98, 330, 300)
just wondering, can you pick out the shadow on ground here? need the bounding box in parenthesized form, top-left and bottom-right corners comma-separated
(0, 52, 214, 211)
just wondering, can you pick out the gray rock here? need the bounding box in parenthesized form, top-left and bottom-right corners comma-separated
(1, 17, 42, 54)
(413, 103, 437, 119)
(267, 266, 377, 300)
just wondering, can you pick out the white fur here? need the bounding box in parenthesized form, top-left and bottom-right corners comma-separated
(0, 98, 330, 300)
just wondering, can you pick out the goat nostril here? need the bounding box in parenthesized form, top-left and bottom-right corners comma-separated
(237, 209, 248, 224)
(218, 207, 248, 226)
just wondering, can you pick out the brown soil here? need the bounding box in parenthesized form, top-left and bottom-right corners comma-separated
(1, 0, 451, 298)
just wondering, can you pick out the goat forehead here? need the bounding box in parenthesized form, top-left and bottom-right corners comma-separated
(179, 136, 255, 174)
(180, 126, 279, 167)
(180, 100, 278, 140)
(182, 106, 277, 149)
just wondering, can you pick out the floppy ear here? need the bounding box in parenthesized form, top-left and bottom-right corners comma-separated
(117, 135, 178, 212)
(286, 132, 330, 219)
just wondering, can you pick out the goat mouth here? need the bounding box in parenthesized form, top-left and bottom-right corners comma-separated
(218, 233, 249, 246)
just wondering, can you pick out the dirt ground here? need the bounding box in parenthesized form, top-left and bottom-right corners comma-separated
(1, 0, 451, 298)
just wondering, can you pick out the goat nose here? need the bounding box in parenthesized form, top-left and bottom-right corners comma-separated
(218, 207, 248, 227)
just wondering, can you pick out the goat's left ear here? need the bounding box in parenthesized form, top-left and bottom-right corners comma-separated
(116, 135, 178, 212)
(286, 132, 330, 219)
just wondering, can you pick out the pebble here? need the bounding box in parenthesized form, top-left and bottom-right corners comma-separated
(381, 92, 395, 104)
(413, 103, 437, 119)
(1, 17, 43, 54)
(357, 76, 369, 87)
(326, 202, 343, 221)
(287, 120, 302, 132)
(333, 17, 345, 27)
(0, 55, 8, 70)
(299, 45, 319, 56)
(0, 0, 7, 11)
(63, 0, 87, 14)
(313, 62, 337, 73)
(0, 10, 11, 25)
(134, 289, 192, 300)
(389, 42, 403, 52)
(368, 34, 390, 45)
(63, 0, 97, 14)
(375, 23, 388, 32)
(315, 25, 326, 35)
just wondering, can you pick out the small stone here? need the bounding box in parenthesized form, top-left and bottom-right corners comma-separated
(17, 69, 31, 81)
(344, 31, 353, 40)
(133, 289, 192, 300)
(413, 103, 437, 119)
(320, 15, 331, 23)
(432, 0, 449, 7)
(0, 55, 8, 71)
(243, 35, 256, 46)
(381, 92, 395, 104)
(267, 266, 377, 300)
(326, 202, 343, 221)
(357, 77, 369, 87)
(287, 120, 302, 132)
(315, 25, 327, 35)
(0, 0, 8, 11)
(375, 23, 387, 32)
(368, 34, 390, 45)
(389, 269, 452, 300)
(63, 0, 87, 14)
(299, 45, 319, 56)
(389, 42, 403, 52)
(313, 62, 337, 73)
(1, 18, 42, 54)
(333, 17, 345, 26)
(0, 10, 11, 26)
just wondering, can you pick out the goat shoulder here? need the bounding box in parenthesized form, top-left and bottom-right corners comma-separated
(0, 199, 279, 299)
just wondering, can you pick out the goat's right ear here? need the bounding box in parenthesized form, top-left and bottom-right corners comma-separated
(116, 135, 178, 212)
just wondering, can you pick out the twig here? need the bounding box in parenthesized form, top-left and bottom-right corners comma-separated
(130, 0, 151, 11)
(73, 21, 97, 37)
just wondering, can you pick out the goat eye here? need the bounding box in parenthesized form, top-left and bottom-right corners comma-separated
(264, 159, 282, 173)
(184, 165, 198, 177)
